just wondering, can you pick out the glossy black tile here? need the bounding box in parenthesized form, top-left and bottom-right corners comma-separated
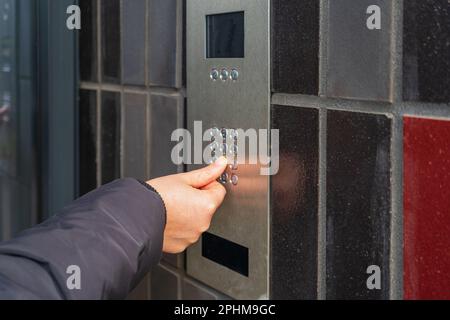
(272, 0, 319, 95)
(123, 93, 147, 180)
(404, 0, 450, 103)
(79, 90, 97, 195)
(101, 91, 121, 184)
(149, 94, 182, 178)
(148, 0, 180, 88)
(151, 265, 179, 300)
(162, 253, 182, 269)
(101, 0, 121, 83)
(183, 279, 217, 300)
(327, 0, 393, 101)
(79, 0, 97, 82)
(123, 0, 146, 85)
(327, 111, 391, 300)
(127, 275, 150, 300)
(270, 105, 319, 299)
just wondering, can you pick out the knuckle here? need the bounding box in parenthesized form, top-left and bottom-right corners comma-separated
(190, 235, 200, 244)
(207, 202, 217, 213)
(203, 198, 218, 213)
(199, 220, 211, 234)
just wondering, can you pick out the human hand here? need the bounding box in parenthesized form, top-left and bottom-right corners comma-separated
(147, 157, 228, 253)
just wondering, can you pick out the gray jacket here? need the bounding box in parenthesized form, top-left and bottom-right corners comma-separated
(0, 178, 166, 300)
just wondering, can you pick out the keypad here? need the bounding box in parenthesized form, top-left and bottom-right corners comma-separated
(210, 127, 239, 186)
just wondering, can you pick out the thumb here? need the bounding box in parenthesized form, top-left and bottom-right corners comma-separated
(184, 157, 228, 188)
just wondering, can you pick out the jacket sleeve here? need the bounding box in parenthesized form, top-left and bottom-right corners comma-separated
(0, 178, 166, 300)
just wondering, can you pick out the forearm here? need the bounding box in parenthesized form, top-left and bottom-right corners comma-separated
(0, 178, 166, 300)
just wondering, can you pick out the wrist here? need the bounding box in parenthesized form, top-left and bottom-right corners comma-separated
(138, 180, 167, 227)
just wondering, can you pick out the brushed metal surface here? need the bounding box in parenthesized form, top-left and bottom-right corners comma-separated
(186, 0, 271, 299)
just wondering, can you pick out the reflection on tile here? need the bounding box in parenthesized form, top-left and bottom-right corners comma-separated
(404, 1, 450, 103)
(123, 0, 146, 85)
(270, 105, 319, 299)
(183, 279, 217, 300)
(79, 90, 98, 195)
(327, 111, 391, 300)
(327, 0, 393, 101)
(272, 0, 319, 95)
(404, 117, 450, 300)
(101, 91, 121, 184)
(101, 0, 121, 83)
(123, 93, 147, 180)
(148, 0, 180, 88)
(151, 265, 178, 300)
(162, 253, 183, 269)
(79, 0, 97, 82)
(149, 94, 182, 178)
(127, 274, 150, 300)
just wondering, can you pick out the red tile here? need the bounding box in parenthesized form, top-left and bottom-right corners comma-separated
(404, 116, 450, 300)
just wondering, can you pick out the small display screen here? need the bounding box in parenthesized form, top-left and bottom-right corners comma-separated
(206, 12, 244, 58)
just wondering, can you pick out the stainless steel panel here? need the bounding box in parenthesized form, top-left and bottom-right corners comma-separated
(186, 0, 270, 299)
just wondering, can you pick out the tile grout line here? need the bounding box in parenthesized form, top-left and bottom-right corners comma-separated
(145, 0, 149, 87)
(120, 0, 125, 179)
(318, 0, 329, 98)
(317, 0, 329, 300)
(389, 0, 404, 300)
(273, 93, 450, 119)
(96, 0, 102, 187)
(80, 81, 185, 96)
(317, 107, 327, 300)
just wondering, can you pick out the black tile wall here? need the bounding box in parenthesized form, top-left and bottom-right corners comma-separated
(151, 265, 179, 299)
(123, 0, 146, 85)
(162, 253, 182, 269)
(183, 279, 217, 300)
(123, 93, 147, 180)
(79, 90, 98, 195)
(326, 111, 391, 300)
(270, 105, 319, 299)
(327, 0, 393, 102)
(79, 0, 97, 82)
(101, 0, 121, 83)
(127, 275, 150, 300)
(403, 0, 450, 103)
(101, 91, 121, 184)
(272, 0, 319, 95)
(149, 94, 182, 178)
(148, 0, 180, 88)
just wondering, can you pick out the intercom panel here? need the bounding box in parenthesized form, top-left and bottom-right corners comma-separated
(186, 0, 271, 299)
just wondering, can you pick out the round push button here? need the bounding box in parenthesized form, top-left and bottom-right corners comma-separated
(210, 69, 219, 81)
(220, 173, 229, 184)
(220, 68, 229, 81)
(230, 69, 239, 81)
(231, 174, 239, 186)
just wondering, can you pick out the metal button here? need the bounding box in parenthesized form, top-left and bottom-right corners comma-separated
(229, 161, 238, 170)
(210, 127, 221, 140)
(222, 143, 228, 156)
(228, 146, 235, 157)
(228, 129, 238, 141)
(220, 68, 229, 81)
(230, 69, 239, 81)
(210, 69, 219, 81)
(231, 174, 239, 186)
(220, 173, 229, 183)
(209, 141, 219, 150)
